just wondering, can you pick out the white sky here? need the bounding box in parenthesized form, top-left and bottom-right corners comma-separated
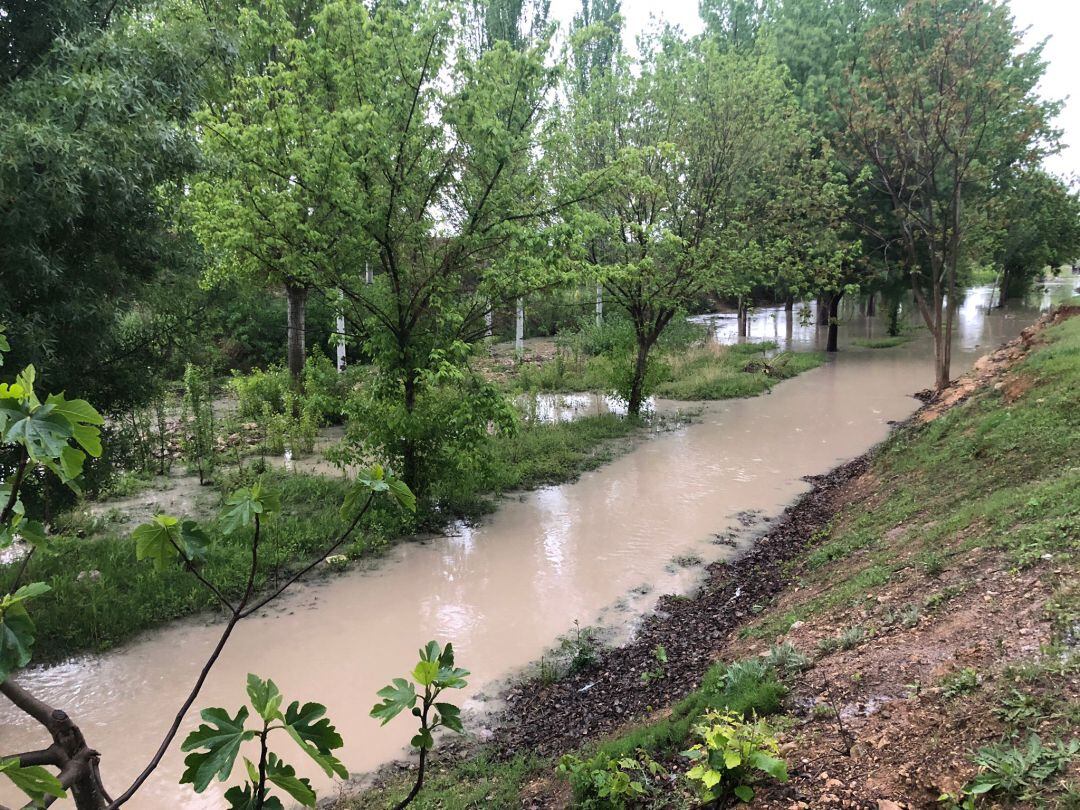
(546, 0, 1080, 181)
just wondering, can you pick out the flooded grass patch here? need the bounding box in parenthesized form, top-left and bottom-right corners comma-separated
(11, 413, 643, 660)
(852, 335, 913, 349)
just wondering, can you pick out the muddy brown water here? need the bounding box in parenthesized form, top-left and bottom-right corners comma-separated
(0, 283, 1073, 808)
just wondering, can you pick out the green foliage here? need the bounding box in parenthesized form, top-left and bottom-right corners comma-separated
(555, 621, 601, 676)
(0, 757, 66, 805)
(231, 357, 355, 448)
(765, 642, 811, 676)
(942, 736, 1079, 806)
(591, 657, 786, 767)
(640, 644, 668, 685)
(347, 752, 546, 809)
(556, 749, 666, 809)
(371, 641, 469, 746)
(181, 674, 346, 807)
(343, 346, 519, 497)
(0, 583, 50, 683)
(232, 367, 292, 421)
(190, 0, 566, 495)
(18, 471, 415, 660)
(132, 516, 210, 572)
(370, 641, 469, 806)
(681, 709, 788, 803)
(993, 168, 1080, 303)
(1, 343, 104, 683)
(852, 336, 912, 349)
(940, 668, 981, 699)
(653, 346, 824, 401)
(181, 364, 217, 484)
(562, 21, 849, 413)
(0, 0, 213, 412)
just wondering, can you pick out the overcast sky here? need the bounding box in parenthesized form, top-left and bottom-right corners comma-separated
(546, 0, 1080, 181)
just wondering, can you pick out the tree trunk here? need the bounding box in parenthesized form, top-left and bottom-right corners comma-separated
(737, 298, 748, 338)
(627, 338, 651, 416)
(997, 265, 1025, 308)
(401, 370, 419, 492)
(784, 299, 793, 344)
(595, 284, 603, 327)
(886, 293, 902, 336)
(816, 297, 829, 327)
(865, 292, 876, 317)
(285, 282, 308, 388)
(826, 292, 842, 353)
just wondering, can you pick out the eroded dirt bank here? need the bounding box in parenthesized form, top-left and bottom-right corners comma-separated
(480, 307, 1079, 809)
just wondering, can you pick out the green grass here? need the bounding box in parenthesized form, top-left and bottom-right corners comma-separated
(653, 344, 824, 400)
(852, 335, 913, 349)
(472, 415, 639, 493)
(22, 472, 414, 659)
(509, 340, 824, 402)
(347, 752, 549, 810)
(742, 316, 1080, 641)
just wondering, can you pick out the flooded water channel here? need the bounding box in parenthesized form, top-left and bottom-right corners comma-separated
(0, 282, 1073, 808)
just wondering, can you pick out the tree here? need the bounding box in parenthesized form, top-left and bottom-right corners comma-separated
(991, 168, 1080, 305)
(564, 31, 843, 414)
(839, 0, 1056, 389)
(187, 0, 330, 388)
(191, 0, 576, 494)
(0, 0, 212, 410)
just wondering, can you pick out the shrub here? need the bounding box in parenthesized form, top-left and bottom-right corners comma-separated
(231, 365, 291, 420)
(766, 642, 811, 676)
(682, 709, 788, 803)
(942, 735, 1080, 806)
(557, 749, 666, 809)
(940, 667, 981, 699)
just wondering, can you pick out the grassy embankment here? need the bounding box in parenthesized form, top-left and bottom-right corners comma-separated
(345, 314, 1079, 809)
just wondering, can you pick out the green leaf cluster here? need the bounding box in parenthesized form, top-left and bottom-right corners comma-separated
(681, 709, 788, 803)
(181, 674, 347, 808)
(556, 749, 666, 808)
(0, 756, 66, 805)
(371, 641, 469, 752)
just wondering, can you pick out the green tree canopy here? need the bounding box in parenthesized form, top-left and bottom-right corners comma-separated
(0, 0, 213, 408)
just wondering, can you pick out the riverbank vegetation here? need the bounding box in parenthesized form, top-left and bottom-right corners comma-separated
(339, 308, 1080, 810)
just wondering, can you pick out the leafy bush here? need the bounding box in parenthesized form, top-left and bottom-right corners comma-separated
(941, 667, 981, 699)
(231, 355, 356, 425)
(766, 642, 811, 676)
(681, 709, 789, 803)
(343, 345, 518, 497)
(942, 735, 1079, 806)
(557, 749, 667, 809)
(231, 365, 291, 420)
